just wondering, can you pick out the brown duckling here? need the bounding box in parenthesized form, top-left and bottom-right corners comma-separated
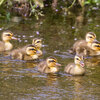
(37, 56, 61, 73)
(64, 55, 85, 76)
(0, 31, 17, 52)
(32, 38, 43, 57)
(10, 44, 38, 60)
(72, 32, 96, 55)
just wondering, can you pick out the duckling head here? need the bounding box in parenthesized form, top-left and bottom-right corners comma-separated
(2, 30, 17, 42)
(26, 45, 37, 56)
(91, 42, 100, 51)
(32, 38, 42, 49)
(46, 56, 61, 68)
(74, 55, 84, 67)
(85, 32, 96, 43)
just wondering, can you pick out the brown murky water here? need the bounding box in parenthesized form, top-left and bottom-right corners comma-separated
(0, 8, 100, 100)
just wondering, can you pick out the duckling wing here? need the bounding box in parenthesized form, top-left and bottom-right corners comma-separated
(37, 61, 47, 73)
(24, 55, 33, 60)
(0, 41, 5, 51)
(73, 40, 88, 55)
(10, 49, 24, 60)
(88, 49, 100, 56)
(64, 63, 75, 74)
(73, 40, 86, 49)
(68, 40, 86, 54)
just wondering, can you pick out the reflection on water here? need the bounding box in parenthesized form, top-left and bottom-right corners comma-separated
(0, 8, 100, 100)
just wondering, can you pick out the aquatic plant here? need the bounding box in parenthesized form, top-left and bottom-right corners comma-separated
(0, 0, 44, 20)
(0, 0, 100, 20)
(85, 0, 100, 5)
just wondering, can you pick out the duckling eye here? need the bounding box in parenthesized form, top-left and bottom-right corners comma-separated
(49, 60, 55, 62)
(89, 36, 93, 38)
(76, 58, 79, 60)
(29, 48, 36, 50)
(95, 45, 100, 47)
(36, 41, 40, 43)
(6, 34, 11, 36)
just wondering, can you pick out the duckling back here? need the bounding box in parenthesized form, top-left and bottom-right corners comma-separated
(64, 63, 75, 74)
(10, 48, 25, 60)
(73, 40, 87, 54)
(37, 61, 47, 73)
(0, 41, 5, 52)
(64, 63, 85, 75)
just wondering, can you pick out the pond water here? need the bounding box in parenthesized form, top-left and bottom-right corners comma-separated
(0, 8, 100, 100)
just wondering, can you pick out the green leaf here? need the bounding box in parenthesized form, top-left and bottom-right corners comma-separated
(92, 0, 100, 3)
(84, 1, 91, 4)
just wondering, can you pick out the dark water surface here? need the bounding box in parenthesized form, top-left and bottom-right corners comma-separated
(0, 8, 100, 100)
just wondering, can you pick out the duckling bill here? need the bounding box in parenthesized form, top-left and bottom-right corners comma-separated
(64, 55, 85, 76)
(0, 30, 17, 52)
(37, 56, 61, 73)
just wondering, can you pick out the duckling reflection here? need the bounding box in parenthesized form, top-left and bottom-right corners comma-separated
(0, 30, 17, 52)
(25, 62, 38, 68)
(0, 60, 26, 72)
(72, 32, 96, 55)
(37, 56, 61, 73)
(10, 45, 38, 60)
(42, 73, 59, 86)
(70, 76, 85, 100)
(64, 55, 85, 76)
(32, 38, 43, 57)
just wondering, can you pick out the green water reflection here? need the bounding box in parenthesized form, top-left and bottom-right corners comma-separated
(0, 8, 100, 100)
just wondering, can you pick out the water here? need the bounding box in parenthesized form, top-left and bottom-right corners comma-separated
(0, 8, 100, 100)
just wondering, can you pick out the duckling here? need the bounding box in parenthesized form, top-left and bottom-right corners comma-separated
(32, 38, 43, 57)
(87, 41, 100, 56)
(0, 31, 17, 52)
(72, 32, 96, 55)
(37, 56, 61, 73)
(10, 45, 38, 60)
(64, 55, 85, 76)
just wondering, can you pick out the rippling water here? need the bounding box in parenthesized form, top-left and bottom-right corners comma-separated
(0, 8, 100, 100)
